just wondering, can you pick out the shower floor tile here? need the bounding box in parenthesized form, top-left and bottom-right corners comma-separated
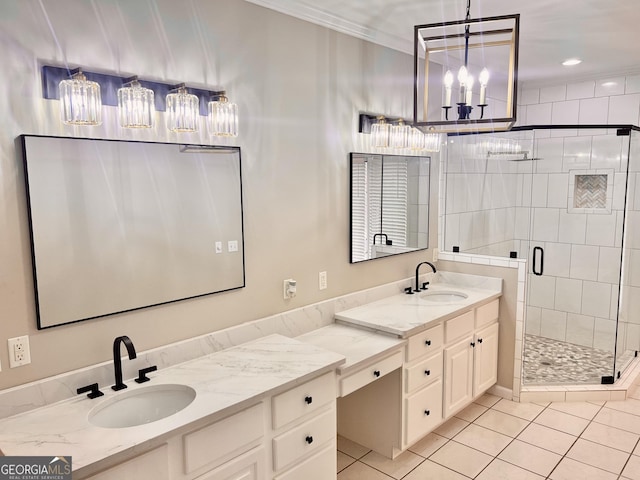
(523, 334, 635, 385)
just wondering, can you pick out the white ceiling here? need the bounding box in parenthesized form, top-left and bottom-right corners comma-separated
(247, 0, 640, 86)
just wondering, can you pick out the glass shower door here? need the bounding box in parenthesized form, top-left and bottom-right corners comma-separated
(523, 128, 627, 385)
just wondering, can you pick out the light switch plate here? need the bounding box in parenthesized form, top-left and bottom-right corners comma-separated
(228, 240, 238, 252)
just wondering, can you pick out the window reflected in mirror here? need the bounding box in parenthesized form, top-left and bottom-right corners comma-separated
(350, 153, 430, 263)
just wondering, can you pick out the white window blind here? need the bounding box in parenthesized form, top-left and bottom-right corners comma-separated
(351, 156, 408, 262)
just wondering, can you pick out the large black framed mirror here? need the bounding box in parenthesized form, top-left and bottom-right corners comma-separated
(350, 152, 430, 263)
(20, 135, 245, 329)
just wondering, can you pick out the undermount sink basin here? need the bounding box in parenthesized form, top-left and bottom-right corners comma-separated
(420, 290, 469, 304)
(89, 384, 196, 428)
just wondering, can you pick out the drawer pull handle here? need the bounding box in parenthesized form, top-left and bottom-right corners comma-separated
(478, 338, 483, 344)
(425, 340, 432, 346)
(373, 370, 381, 378)
(305, 396, 313, 404)
(305, 435, 314, 444)
(470, 342, 476, 347)
(424, 369, 431, 376)
(424, 410, 430, 416)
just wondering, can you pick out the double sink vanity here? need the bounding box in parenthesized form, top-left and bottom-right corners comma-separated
(0, 272, 501, 479)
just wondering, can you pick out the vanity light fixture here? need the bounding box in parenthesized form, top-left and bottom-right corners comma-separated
(117, 76, 154, 128)
(166, 84, 199, 133)
(371, 116, 391, 148)
(207, 91, 238, 137)
(59, 69, 102, 126)
(42, 65, 238, 136)
(413, 0, 519, 133)
(359, 114, 441, 153)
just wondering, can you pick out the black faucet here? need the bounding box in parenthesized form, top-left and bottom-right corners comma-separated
(413, 261, 437, 293)
(373, 233, 392, 246)
(112, 336, 137, 391)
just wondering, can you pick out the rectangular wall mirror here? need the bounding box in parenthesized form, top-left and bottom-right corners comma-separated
(21, 135, 245, 329)
(350, 152, 430, 263)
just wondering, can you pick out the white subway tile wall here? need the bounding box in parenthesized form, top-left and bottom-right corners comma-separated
(442, 74, 640, 392)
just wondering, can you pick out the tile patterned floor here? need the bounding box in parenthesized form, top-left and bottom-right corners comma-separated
(336, 374, 640, 479)
(522, 334, 636, 385)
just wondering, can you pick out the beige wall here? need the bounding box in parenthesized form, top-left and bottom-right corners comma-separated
(437, 260, 517, 389)
(0, 0, 441, 389)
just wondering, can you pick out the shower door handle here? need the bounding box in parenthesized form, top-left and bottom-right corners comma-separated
(532, 246, 544, 276)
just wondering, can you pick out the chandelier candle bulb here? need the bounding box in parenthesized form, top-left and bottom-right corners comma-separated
(457, 66, 468, 103)
(479, 68, 489, 105)
(444, 70, 453, 107)
(465, 75, 474, 106)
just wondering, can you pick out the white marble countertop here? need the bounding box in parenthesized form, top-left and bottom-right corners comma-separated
(297, 323, 406, 376)
(335, 272, 502, 338)
(0, 334, 344, 473)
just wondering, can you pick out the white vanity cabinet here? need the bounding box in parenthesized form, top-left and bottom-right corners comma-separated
(270, 371, 337, 480)
(402, 323, 444, 448)
(82, 371, 339, 480)
(333, 294, 500, 459)
(443, 300, 499, 419)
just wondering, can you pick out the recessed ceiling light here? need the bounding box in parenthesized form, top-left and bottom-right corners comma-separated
(601, 81, 617, 87)
(562, 58, 582, 66)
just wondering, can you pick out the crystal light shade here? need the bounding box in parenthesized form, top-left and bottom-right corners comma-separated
(59, 70, 102, 125)
(390, 120, 411, 148)
(166, 86, 199, 133)
(208, 93, 238, 137)
(423, 133, 441, 152)
(371, 116, 390, 148)
(118, 79, 154, 128)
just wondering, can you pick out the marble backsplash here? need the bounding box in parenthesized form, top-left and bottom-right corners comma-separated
(0, 273, 435, 419)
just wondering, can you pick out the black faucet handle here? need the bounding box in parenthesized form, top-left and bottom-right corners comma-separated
(404, 287, 414, 295)
(422, 282, 430, 290)
(135, 365, 158, 384)
(77, 383, 104, 399)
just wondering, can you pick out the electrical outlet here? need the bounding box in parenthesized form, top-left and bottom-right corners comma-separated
(228, 240, 238, 252)
(8, 335, 31, 368)
(319, 271, 327, 290)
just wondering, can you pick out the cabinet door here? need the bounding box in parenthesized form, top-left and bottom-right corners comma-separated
(473, 322, 499, 396)
(443, 336, 474, 418)
(85, 445, 169, 480)
(195, 447, 266, 480)
(404, 378, 443, 446)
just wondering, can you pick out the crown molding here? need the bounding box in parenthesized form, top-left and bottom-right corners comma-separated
(245, 0, 413, 55)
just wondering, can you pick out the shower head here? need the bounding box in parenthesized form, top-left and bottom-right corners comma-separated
(486, 151, 542, 161)
(508, 152, 542, 161)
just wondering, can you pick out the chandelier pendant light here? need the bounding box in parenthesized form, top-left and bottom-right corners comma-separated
(117, 76, 154, 128)
(413, 1, 519, 133)
(207, 91, 238, 137)
(166, 84, 199, 133)
(59, 69, 102, 126)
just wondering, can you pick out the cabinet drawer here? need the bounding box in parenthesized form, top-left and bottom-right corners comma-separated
(274, 445, 335, 480)
(406, 323, 443, 362)
(183, 403, 264, 474)
(272, 407, 335, 471)
(194, 446, 266, 480)
(405, 352, 443, 393)
(445, 311, 474, 343)
(339, 350, 403, 397)
(476, 299, 499, 328)
(272, 371, 335, 429)
(404, 379, 443, 446)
